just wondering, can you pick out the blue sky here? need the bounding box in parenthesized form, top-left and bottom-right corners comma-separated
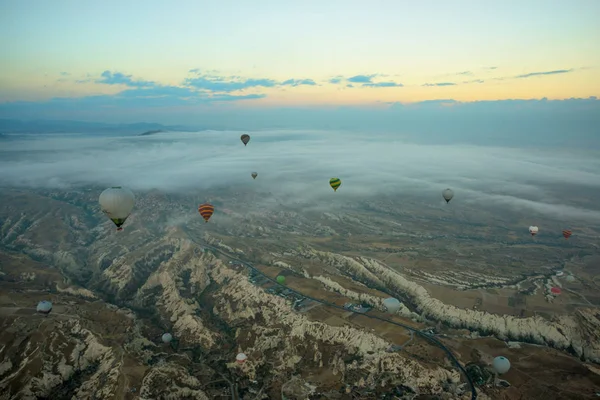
(0, 0, 599, 126)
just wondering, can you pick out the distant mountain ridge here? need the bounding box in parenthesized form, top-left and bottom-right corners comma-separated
(0, 118, 191, 134)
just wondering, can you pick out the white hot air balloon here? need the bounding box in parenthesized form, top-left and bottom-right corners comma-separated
(99, 187, 135, 231)
(383, 297, 402, 314)
(528, 226, 539, 236)
(236, 353, 247, 364)
(492, 356, 511, 374)
(162, 333, 173, 344)
(566, 275, 576, 283)
(442, 188, 454, 203)
(36, 300, 52, 315)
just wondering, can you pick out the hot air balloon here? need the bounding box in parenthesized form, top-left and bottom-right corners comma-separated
(162, 333, 173, 344)
(529, 226, 539, 236)
(251, 172, 258, 180)
(383, 297, 401, 314)
(329, 178, 342, 192)
(36, 300, 52, 315)
(236, 353, 247, 364)
(492, 356, 511, 374)
(276, 275, 286, 285)
(566, 275, 576, 283)
(442, 188, 454, 203)
(241, 134, 250, 146)
(550, 287, 561, 295)
(562, 229, 572, 239)
(99, 187, 135, 231)
(198, 203, 214, 223)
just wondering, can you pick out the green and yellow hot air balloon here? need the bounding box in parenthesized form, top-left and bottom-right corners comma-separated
(276, 275, 286, 285)
(329, 178, 341, 192)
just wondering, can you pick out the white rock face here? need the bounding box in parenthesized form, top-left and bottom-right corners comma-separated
(297, 247, 600, 363)
(0, 320, 121, 399)
(311, 275, 419, 319)
(136, 239, 218, 349)
(139, 365, 210, 400)
(208, 258, 465, 396)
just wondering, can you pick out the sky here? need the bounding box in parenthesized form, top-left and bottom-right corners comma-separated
(1, 130, 599, 225)
(1, 0, 600, 125)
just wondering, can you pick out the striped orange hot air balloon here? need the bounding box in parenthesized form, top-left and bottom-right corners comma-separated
(562, 229, 572, 239)
(198, 203, 215, 223)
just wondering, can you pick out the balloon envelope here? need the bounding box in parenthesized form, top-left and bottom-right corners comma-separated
(276, 275, 286, 284)
(492, 356, 511, 374)
(162, 333, 173, 343)
(550, 287, 562, 295)
(566, 275, 576, 282)
(442, 188, 454, 203)
(383, 297, 401, 314)
(241, 134, 250, 146)
(36, 300, 52, 314)
(198, 203, 215, 223)
(251, 172, 258, 179)
(236, 353, 247, 363)
(529, 226, 539, 236)
(562, 229, 572, 239)
(329, 178, 341, 192)
(99, 187, 135, 230)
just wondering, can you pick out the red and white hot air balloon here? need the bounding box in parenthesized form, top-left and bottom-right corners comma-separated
(529, 226, 539, 236)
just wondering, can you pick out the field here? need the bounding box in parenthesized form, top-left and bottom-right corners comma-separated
(254, 263, 416, 345)
(443, 336, 600, 400)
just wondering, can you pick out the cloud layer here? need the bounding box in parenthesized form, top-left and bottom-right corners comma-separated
(1, 130, 599, 225)
(0, 66, 590, 123)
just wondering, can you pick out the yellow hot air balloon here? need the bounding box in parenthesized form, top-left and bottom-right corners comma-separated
(329, 178, 341, 192)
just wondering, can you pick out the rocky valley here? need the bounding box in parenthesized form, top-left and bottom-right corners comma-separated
(1, 185, 600, 400)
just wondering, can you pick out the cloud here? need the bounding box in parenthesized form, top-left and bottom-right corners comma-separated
(0, 88, 265, 116)
(96, 70, 156, 88)
(347, 75, 377, 83)
(491, 68, 577, 81)
(329, 74, 402, 88)
(422, 82, 457, 87)
(59, 72, 70, 76)
(423, 67, 577, 87)
(184, 76, 278, 92)
(362, 82, 404, 88)
(183, 71, 317, 92)
(514, 69, 574, 79)
(2, 97, 599, 141)
(7, 70, 275, 114)
(281, 79, 317, 87)
(1, 130, 599, 226)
